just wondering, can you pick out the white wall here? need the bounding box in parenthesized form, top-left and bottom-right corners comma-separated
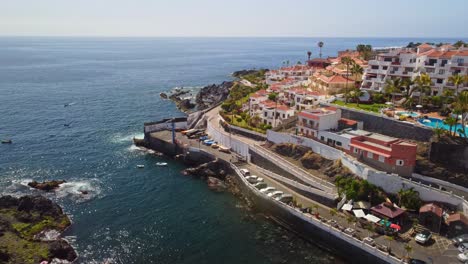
(206, 117, 250, 158)
(267, 130, 468, 214)
(317, 131, 351, 150)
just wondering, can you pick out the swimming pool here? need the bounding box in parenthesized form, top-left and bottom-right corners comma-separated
(418, 117, 468, 137)
(396, 111, 420, 118)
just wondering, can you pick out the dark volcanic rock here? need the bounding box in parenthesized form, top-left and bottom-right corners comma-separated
(183, 159, 229, 180)
(0, 195, 19, 208)
(195, 81, 233, 110)
(49, 239, 78, 261)
(28, 180, 66, 192)
(160, 92, 168, 99)
(232, 69, 268, 78)
(179, 99, 196, 110)
(17, 195, 64, 218)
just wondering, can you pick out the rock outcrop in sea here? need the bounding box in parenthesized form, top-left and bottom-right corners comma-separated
(28, 180, 66, 192)
(0, 195, 77, 264)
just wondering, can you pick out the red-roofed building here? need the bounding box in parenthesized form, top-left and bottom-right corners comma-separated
(260, 101, 295, 128)
(446, 213, 468, 237)
(419, 203, 443, 233)
(348, 132, 417, 176)
(371, 203, 406, 223)
(309, 72, 354, 94)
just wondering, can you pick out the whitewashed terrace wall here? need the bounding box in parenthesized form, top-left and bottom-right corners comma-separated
(206, 117, 250, 158)
(267, 130, 468, 214)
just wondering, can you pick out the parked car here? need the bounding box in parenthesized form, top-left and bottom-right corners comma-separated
(218, 146, 231, 153)
(276, 194, 293, 203)
(239, 169, 250, 176)
(458, 242, 468, 253)
(453, 234, 468, 246)
(199, 136, 209, 141)
(458, 251, 468, 262)
(211, 144, 219, 149)
(268, 191, 283, 199)
(260, 187, 276, 194)
(253, 182, 267, 189)
(256, 177, 264, 182)
(245, 176, 258, 184)
(415, 230, 432, 244)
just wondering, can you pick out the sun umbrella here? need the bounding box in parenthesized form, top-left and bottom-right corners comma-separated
(390, 223, 401, 231)
(416, 105, 423, 108)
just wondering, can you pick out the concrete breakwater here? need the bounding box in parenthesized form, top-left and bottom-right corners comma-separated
(139, 120, 404, 264)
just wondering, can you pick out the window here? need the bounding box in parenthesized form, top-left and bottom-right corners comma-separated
(437, 79, 443, 84)
(378, 155, 385, 162)
(336, 141, 342, 146)
(321, 136, 325, 141)
(353, 148, 359, 154)
(382, 66, 388, 70)
(438, 69, 445, 75)
(396, 159, 404, 166)
(367, 152, 373, 159)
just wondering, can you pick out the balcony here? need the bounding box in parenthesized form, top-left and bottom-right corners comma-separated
(297, 122, 318, 130)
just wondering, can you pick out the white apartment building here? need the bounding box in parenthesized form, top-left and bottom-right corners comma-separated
(361, 44, 468, 95)
(265, 65, 314, 84)
(260, 101, 295, 128)
(296, 107, 341, 138)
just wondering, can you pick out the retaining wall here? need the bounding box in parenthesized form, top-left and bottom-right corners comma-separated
(321, 103, 434, 141)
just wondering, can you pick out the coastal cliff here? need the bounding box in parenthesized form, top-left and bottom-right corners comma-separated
(0, 195, 77, 264)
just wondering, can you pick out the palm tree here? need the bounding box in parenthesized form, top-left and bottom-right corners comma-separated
(350, 89, 364, 106)
(414, 73, 432, 105)
(454, 91, 468, 140)
(318, 41, 324, 58)
(307, 51, 312, 61)
(448, 74, 465, 96)
(350, 63, 364, 87)
(384, 78, 402, 104)
(341, 56, 354, 103)
(444, 116, 458, 137)
(268, 92, 279, 127)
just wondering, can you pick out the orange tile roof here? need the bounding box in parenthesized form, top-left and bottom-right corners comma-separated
(339, 118, 357, 126)
(447, 213, 468, 226)
(419, 203, 443, 217)
(298, 111, 319, 120)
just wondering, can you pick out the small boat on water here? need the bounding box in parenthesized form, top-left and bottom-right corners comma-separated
(1, 139, 12, 144)
(137, 165, 145, 168)
(156, 162, 168, 166)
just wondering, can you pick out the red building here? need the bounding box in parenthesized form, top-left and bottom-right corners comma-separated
(348, 132, 417, 176)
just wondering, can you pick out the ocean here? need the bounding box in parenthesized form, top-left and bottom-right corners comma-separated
(0, 37, 461, 264)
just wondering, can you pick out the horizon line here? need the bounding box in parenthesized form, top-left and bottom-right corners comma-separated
(0, 35, 467, 39)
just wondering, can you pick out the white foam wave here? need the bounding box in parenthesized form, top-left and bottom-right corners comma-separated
(110, 132, 144, 143)
(55, 180, 101, 202)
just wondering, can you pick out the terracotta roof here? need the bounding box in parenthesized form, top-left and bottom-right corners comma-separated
(371, 203, 406, 219)
(419, 203, 443, 217)
(447, 213, 468, 226)
(339, 118, 358, 126)
(298, 111, 319, 120)
(317, 74, 351, 84)
(275, 105, 291, 111)
(325, 106, 338, 111)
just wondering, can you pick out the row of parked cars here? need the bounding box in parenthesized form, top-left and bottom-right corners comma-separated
(239, 168, 293, 204)
(198, 136, 231, 153)
(453, 234, 468, 262)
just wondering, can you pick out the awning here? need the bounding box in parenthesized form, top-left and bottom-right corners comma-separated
(353, 201, 371, 210)
(342, 204, 353, 211)
(390, 223, 401, 231)
(353, 209, 366, 218)
(365, 214, 381, 223)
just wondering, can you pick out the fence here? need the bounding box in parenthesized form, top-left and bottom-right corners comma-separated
(253, 165, 338, 200)
(206, 116, 250, 158)
(249, 144, 336, 194)
(267, 130, 342, 160)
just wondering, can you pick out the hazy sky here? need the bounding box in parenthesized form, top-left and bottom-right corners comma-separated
(1, 0, 467, 37)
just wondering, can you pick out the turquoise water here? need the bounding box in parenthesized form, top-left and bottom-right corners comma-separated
(0, 37, 462, 263)
(396, 111, 420, 118)
(419, 117, 468, 137)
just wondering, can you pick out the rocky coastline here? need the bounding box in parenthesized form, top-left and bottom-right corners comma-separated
(0, 195, 77, 264)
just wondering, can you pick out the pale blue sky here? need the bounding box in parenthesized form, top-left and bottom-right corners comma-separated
(1, 0, 467, 37)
